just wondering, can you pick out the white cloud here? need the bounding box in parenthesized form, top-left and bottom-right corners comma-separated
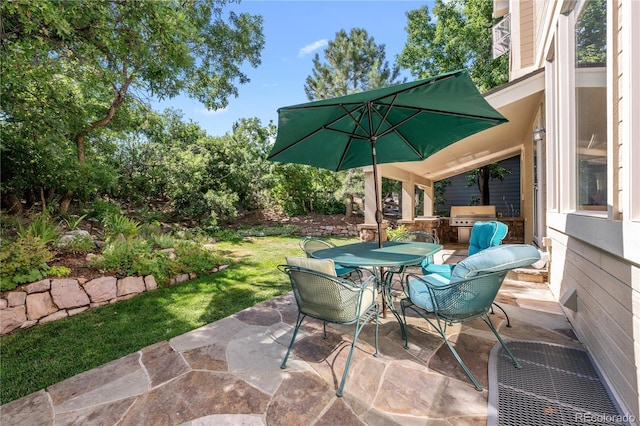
(298, 39, 328, 58)
(197, 107, 227, 116)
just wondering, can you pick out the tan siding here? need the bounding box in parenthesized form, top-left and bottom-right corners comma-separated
(548, 228, 639, 417)
(519, 0, 535, 67)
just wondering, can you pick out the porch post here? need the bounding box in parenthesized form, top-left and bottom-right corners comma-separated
(422, 184, 435, 216)
(401, 180, 414, 221)
(363, 167, 379, 225)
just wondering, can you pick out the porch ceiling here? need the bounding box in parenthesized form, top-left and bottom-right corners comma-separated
(382, 68, 545, 183)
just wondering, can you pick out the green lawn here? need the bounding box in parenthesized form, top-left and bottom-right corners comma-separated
(0, 235, 359, 404)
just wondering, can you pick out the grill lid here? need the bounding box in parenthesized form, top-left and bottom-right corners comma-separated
(450, 205, 497, 226)
(450, 205, 496, 217)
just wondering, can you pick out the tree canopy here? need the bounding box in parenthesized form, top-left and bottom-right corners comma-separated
(304, 28, 402, 101)
(1, 0, 264, 212)
(398, 0, 508, 93)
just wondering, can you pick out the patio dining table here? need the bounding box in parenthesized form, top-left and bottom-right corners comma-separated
(311, 241, 443, 339)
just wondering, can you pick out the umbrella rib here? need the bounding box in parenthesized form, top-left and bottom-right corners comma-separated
(371, 109, 425, 158)
(267, 104, 366, 159)
(372, 93, 398, 136)
(338, 104, 372, 138)
(333, 104, 370, 170)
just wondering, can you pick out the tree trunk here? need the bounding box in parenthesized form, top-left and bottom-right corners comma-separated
(1, 192, 23, 215)
(344, 169, 355, 217)
(59, 191, 72, 214)
(39, 187, 47, 211)
(480, 166, 491, 205)
(74, 75, 134, 163)
(346, 193, 353, 217)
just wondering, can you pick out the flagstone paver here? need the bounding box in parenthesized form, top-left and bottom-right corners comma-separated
(1, 275, 580, 425)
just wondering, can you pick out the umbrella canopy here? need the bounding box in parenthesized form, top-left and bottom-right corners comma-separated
(268, 69, 508, 247)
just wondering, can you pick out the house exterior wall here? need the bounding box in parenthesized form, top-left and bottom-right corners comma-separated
(506, 0, 640, 418)
(436, 155, 521, 217)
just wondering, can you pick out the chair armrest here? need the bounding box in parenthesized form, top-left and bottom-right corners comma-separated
(279, 264, 371, 290)
(422, 263, 455, 278)
(358, 274, 377, 289)
(406, 272, 453, 290)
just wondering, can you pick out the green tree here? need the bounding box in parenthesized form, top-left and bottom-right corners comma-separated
(575, 0, 606, 65)
(304, 28, 402, 100)
(466, 164, 511, 205)
(398, 0, 508, 93)
(271, 164, 345, 216)
(1, 0, 264, 213)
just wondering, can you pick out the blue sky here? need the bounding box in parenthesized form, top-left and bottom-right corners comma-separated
(152, 1, 433, 137)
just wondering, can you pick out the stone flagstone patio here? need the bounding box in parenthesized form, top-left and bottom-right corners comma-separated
(1, 249, 580, 425)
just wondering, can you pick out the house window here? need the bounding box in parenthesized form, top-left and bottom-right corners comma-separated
(574, 0, 607, 211)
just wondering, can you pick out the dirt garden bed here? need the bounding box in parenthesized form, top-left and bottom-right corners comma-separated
(48, 212, 364, 281)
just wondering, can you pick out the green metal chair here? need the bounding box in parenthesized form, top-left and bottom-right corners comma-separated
(423, 221, 512, 325)
(299, 236, 362, 280)
(400, 244, 540, 390)
(279, 256, 379, 396)
(388, 230, 439, 291)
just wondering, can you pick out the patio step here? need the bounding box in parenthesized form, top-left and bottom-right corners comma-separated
(507, 267, 548, 283)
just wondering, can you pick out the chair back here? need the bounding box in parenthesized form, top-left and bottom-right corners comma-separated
(300, 236, 336, 258)
(468, 221, 508, 256)
(283, 257, 373, 323)
(451, 244, 541, 282)
(392, 230, 439, 244)
(409, 245, 541, 321)
(429, 271, 508, 321)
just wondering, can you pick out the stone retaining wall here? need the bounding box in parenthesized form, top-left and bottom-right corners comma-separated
(299, 224, 359, 237)
(0, 268, 228, 336)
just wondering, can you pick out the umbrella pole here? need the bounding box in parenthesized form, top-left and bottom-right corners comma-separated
(370, 135, 390, 318)
(370, 137, 384, 249)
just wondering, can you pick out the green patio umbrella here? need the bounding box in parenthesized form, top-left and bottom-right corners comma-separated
(267, 69, 508, 247)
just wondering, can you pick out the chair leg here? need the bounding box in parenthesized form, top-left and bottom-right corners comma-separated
(336, 304, 379, 397)
(400, 300, 411, 349)
(401, 304, 484, 390)
(491, 302, 511, 327)
(439, 332, 483, 391)
(482, 314, 521, 369)
(281, 313, 305, 369)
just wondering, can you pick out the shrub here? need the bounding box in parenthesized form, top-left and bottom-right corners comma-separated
(89, 239, 176, 286)
(58, 234, 95, 254)
(173, 241, 224, 276)
(90, 198, 122, 221)
(151, 234, 178, 249)
(386, 224, 408, 241)
(0, 237, 53, 291)
(17, 213, 59, 245)
(102, 214, 140, 241)
(48, 266, 71, 278)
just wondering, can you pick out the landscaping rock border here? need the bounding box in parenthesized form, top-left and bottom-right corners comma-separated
(0, 266, 229, 336)
(299, 224, 359, 237)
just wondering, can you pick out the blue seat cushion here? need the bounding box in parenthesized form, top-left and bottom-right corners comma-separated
(422, 263, 454, 278)
(450, 244, 541, 283)
(407, 273, 451, 311)
(335, 264, 356, 277)
(468, 221, 508, 256)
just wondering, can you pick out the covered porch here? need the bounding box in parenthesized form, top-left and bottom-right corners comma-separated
(358, 69, 545, 246)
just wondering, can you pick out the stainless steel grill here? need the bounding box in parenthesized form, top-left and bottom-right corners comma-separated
(449, 206, 497, 243)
